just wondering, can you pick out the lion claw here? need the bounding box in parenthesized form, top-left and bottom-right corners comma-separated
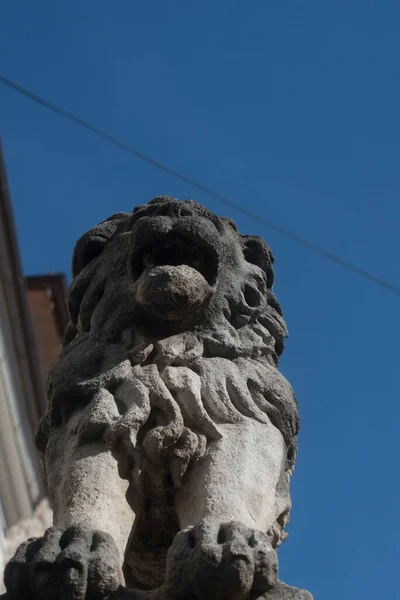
(3, 526, 123, 600)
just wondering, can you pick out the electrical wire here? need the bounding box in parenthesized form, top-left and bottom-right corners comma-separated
(1, 74, 399, 295)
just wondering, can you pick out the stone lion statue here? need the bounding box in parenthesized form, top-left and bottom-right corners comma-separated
(3, 197, 312, 599)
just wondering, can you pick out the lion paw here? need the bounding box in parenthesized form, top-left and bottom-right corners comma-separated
(164, 519, 278, 600)
(4, 525, 123, 600)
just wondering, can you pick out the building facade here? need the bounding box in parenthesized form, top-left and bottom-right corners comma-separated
(0, 141, 46, 573)
(27, 274, 69, 389)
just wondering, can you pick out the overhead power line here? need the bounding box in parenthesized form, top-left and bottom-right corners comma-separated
(1, 73, 399, 295)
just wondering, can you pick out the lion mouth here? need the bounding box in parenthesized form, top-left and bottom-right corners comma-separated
(132, 233, 219, 286)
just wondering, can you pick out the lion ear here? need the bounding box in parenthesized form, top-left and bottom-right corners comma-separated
(72, 213, 130, 278)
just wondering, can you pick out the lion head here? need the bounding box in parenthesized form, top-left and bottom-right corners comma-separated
(65, 195, 286, 357)
(36, 196, 299, 564)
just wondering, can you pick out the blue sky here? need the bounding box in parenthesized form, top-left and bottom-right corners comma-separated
(1, 2, 400, 597)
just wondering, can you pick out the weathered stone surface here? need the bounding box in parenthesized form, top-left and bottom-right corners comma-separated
(3, 197, 312, 599)
(0, 500, 53, 594)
